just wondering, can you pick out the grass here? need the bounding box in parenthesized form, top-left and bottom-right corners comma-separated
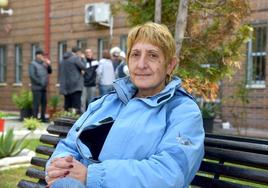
(0, 139, 42, 188)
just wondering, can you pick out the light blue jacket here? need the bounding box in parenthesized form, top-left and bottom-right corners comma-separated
(47, 76, 204, 188)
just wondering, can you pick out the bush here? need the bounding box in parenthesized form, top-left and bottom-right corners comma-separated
(49, 95, 60, 109)
(52, 110, 80, 120)
(0, 129, 29, 158)
(0, 112, 5, 119)
(23, 117, 41, 131)
(12, 90, 33, 110)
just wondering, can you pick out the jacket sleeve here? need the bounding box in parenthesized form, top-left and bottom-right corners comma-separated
(29, 63, 42, 86)
(87, 102, 205, 188)
(45, 107, 94, 170)
(75, 57, 86, 71)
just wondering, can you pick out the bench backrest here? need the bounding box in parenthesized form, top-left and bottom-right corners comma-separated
(18, 118, 268, 188)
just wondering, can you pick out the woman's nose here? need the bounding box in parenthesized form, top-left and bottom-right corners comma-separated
(136, 55, 147, 69)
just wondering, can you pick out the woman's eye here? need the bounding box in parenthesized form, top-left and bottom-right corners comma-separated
(130, 52, 139, 57)
(149, 53, 158, 59)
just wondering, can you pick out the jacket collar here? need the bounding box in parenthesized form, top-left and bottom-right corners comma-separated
(113, 76, 182, 107)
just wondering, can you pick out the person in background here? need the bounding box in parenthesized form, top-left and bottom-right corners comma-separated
(59, 47, 86, 114)
(45, 22, 204, 188)
(81, 48, 99, 113)
(115, 51, 129, 78)
(29, 49, 52, 122)
(110, 46, 121, 71)
(96, 49, 115, 96)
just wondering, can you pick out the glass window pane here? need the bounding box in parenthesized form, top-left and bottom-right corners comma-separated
(15, 44, 23, 83)
(247, 25, 266, 85)
(98, 38, 109, 59)
(0, 46, 7, 83)
(120, 35, 127, 53)
(77, 39, 87, 52)
(31, 43, 39, 61)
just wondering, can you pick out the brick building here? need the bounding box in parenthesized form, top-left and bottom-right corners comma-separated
(0, 0, 129, 111)
(0, 0, 267, 130)
(221, 0, 268, 130)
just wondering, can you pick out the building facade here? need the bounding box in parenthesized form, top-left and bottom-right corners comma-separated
(221, 0, 268, 129)
(0, 0, 129, 111)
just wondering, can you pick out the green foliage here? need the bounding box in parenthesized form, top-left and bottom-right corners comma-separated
(200, 102, 218, 118)
(0, 112, 5, 119)
(0, 129, 29, 158)
(52, 110, 80, 120)
(49, 95, 60, 109)
(120, 0, 252, 100)
(12, 90, 33, 110)
(23, 117, 41, 131)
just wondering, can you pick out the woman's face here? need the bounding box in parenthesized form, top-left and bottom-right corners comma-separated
(128, 42, 174, 97)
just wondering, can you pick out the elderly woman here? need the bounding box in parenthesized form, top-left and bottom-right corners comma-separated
(46, 22, 204, 188)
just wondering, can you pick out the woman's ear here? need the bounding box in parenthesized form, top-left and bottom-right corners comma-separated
(167, 56, 177, 75)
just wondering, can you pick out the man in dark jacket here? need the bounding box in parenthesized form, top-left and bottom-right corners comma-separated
(59, 47, 86, 113)
(29, 49, 52, 122)
(81, 48, 99, 112)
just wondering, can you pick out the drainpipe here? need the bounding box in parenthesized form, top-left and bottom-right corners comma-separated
(44, 0, 50, 57)
(44, 0, 51, 101)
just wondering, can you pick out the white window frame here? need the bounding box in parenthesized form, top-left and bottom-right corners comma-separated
(57, 41, 67, 83)
(120, 35, 127, 53)
(98, 38, 109, 59)
(77, 39, 87, 52)
(246, 25, 266, 88)
(31, 43, 40, 61)
(0, 45, 7, 83)
(14, 44, 23, 84)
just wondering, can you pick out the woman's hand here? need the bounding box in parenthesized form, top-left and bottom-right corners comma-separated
(46, 156, 73, 187)
(46, 156, 87, 187)
(67, 157, 87, 184)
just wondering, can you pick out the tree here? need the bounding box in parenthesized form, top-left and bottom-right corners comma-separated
(119, 0, 252, 100)
(154, 0, 162, 23)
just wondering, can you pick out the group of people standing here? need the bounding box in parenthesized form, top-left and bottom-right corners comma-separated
(29, 46, 128, 120)
(29, 45, 129, 120)
(59, 46, 128, 114)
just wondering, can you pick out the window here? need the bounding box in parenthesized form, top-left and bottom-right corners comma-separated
(58, 41, 67, 82)
(0, 45, 7, 83)
(77, 39, 87, 52)
(14, 44, 23, 83)
(58, 41, 67, 63)
(98, 38, 109, 59)
(246, 25, 266, 87)
(31, 43, 40, 61)
(120, 35, 127, 53)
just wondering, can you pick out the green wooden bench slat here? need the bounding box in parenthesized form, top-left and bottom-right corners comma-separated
(26, 168, 45, 180)
(206, 133, 268, 145)
(53, 117, 76, 127)
(17, 180, 45, 188)
(200, 161, 268, 184)
(40, 134, 61, 145)
(47, 125, 71, 135)
(191, 175, 253, 188)
(36, 145, 55, 156)
(205, 137, 268, 154)
(205, 147, 268, 168)
(31, 157, 47, 168)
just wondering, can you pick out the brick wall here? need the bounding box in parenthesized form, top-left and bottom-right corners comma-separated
(0, 0, 129, 111)
(221, 0, 268, 129)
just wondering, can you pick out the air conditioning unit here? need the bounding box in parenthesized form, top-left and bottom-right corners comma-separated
(85, 3, 111, 25)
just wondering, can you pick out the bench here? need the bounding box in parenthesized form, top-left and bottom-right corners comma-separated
(17, 117, 268, 188)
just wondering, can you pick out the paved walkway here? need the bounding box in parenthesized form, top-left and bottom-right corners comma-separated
(2, 116, 50, 139)
(212, 120, 268, 139)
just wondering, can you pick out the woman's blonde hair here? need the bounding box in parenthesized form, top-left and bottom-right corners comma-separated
(126, 22, 176, 66)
